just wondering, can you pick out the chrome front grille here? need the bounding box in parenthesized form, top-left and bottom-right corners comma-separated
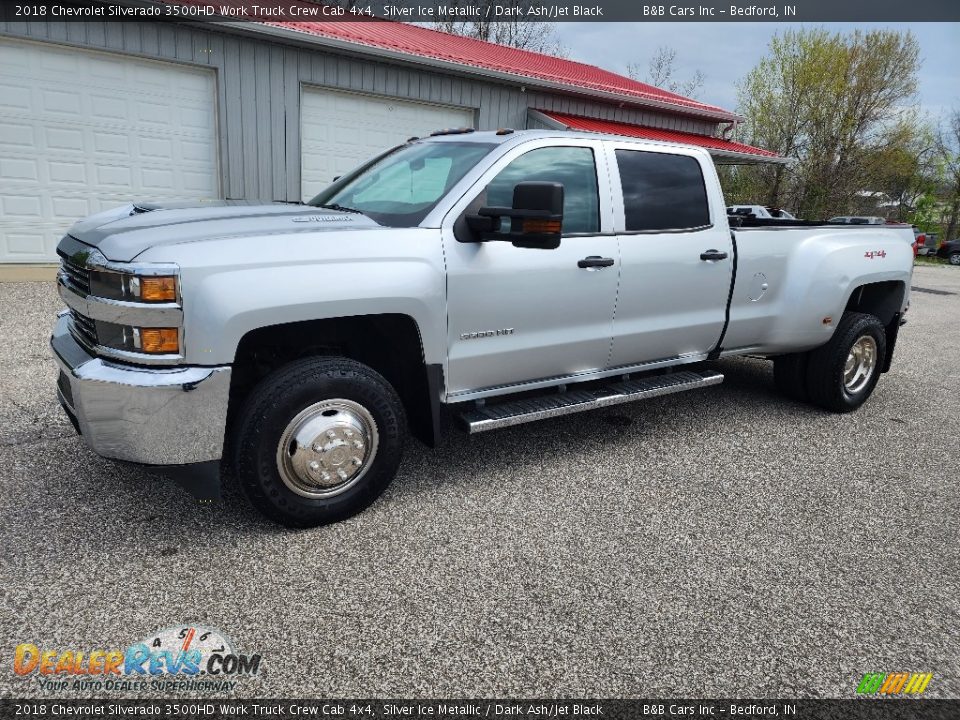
(58, 250, 91, 295)
(70, 310, 98, 348)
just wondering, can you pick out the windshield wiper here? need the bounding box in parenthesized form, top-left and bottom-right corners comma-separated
(316, 203, 364, 215)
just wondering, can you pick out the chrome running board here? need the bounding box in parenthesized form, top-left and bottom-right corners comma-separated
(458, 369, 724, 434)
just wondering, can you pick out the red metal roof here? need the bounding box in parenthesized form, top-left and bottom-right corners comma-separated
(538, 110, 779, 159)
(159, 2, 737, 119)
(264, 18, 737, 120)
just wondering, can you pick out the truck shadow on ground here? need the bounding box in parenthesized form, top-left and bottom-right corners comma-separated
(220, 356, 818, 526)
(39, 355, 818, 542)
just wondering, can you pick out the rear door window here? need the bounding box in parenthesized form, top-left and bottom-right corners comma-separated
(615, 149, 710, 232)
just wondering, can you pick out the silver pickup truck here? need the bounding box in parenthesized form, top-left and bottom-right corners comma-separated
(51, 129, 914, 526)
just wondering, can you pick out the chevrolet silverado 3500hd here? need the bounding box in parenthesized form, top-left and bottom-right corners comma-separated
(51, 130, 914, 526)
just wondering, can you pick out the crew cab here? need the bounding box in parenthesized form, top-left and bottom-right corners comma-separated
(51, 129, 914, 526)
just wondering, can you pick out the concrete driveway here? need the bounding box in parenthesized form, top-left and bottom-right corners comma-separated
(1, 264, 958, 699)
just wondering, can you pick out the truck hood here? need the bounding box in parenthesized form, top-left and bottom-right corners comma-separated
(66, 200, 384, 262)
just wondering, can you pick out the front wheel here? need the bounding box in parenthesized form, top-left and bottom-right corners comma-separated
(949, 251, 960, 266)
(805, 312, 887, 413)
(233, 357, 406, 527)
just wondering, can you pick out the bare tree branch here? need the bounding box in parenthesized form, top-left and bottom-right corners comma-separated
(627, 46, 704, 99)
(429, 1, 567, 56)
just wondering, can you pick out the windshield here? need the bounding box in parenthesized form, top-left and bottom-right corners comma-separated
(308, 141, 496, 227)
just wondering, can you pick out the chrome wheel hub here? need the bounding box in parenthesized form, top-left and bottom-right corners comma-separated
(844, 336, 877, 395)
(276, 399, 378, 498)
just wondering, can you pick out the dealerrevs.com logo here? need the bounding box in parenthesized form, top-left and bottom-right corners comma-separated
(14, 625, 262, 693)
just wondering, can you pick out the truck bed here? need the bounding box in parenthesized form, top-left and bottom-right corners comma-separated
(730, 215, 910, 230)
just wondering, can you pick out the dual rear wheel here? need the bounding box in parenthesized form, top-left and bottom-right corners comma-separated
(773, 311, 887, 412)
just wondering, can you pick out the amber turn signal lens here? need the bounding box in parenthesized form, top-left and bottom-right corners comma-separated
(140, 276, 177, 302)
(522, 219, 562, 234)
(139, 328, 179, 354)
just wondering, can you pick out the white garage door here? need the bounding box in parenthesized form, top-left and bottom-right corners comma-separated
(0, 39, 218, 263)
(301, 87, 474, 201)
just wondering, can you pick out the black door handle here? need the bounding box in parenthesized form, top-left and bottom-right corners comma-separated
(700, 249, 728, 261)
(578, 256, 615, 269)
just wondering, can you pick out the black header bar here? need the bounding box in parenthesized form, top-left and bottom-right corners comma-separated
(1, 699, 960, 719)
(1, 0, 958, 23)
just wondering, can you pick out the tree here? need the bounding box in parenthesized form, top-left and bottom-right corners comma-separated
(430, 1, 567, 56)
(627, 46, 705, 99)
(731, 28, 922, 219)
(937, 109, 960, 241)
(859, 118, 938, 221)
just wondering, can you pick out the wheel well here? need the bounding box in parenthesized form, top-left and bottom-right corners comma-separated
(227, 315, 440, 447)
(845, 281, 906, 373)
(845, 281, 905, 327)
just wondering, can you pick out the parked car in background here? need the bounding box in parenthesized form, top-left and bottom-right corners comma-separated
(828, 216, 886, 225)
(912, 226, 925, 257)
(728, 204, 798, 219)
(917, 231, 941, 257)
(937, 239, 960, 265)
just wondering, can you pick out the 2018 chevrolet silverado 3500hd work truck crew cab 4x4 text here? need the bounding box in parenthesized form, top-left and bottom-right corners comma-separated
(51, 130, 914, 526)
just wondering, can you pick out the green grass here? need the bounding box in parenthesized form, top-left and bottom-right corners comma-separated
(914, 255, 952, 267)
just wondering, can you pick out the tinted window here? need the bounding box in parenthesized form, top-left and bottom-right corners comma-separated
(485, 146, 600, 234)
(615, 150, 710, 231)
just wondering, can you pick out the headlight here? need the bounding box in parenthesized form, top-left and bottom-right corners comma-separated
(89, 270, 178, 303)
(95, 321, 180, 355)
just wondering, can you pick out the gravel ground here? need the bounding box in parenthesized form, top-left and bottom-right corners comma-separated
(1, 264, 958, 700)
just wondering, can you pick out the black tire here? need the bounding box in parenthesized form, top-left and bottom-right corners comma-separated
(949, 251, 960, 266)
(233, 357, 406, 528)
(773, 352, 809, 402)
(805, 311, 886, 413)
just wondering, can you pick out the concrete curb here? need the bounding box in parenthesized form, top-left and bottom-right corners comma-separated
(0, 264, 58, 282)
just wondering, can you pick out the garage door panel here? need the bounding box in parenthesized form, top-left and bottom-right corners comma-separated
(179, 171, 217, 193)
(51, 197, 94, 221)
(300, 87, 474, 201)
(5, 231, 49, 257)
(94, 132, 130, 155)
(86, 56, 127, 82)
(45, 127, 85, 153)
(95, 165, 132, 188)
(43, 89, 84, 117)
(0, 39, 219, 263)
(90, 96, 130, 123)
(0, 43, 26, 69)
(0, 123, 34, 150)
(2, 196, 44, 218)
(181, 107, 216, 131)
(0, 84, 31, 111)
(51, 161, 90, 186)
(38, 46, 82, 75)
(181, 140, 215, 163)
(140, 137, 174, 160)
(136, 102, 171, 125)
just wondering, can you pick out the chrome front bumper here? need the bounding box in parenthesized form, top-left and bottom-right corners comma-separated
(51, 314, 232, 466)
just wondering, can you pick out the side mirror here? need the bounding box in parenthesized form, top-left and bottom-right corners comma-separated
(467, 181, 563, 249)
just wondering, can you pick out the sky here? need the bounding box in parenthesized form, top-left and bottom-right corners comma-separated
(553, 22, 959, 122)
